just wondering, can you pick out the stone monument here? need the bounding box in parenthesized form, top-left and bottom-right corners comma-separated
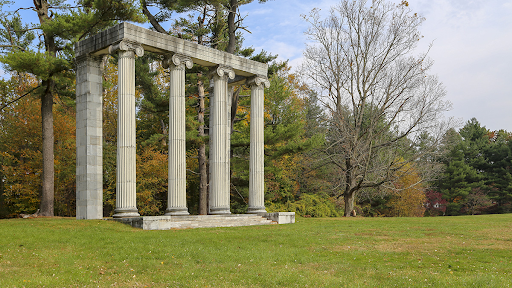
(75, 23, 294, 228)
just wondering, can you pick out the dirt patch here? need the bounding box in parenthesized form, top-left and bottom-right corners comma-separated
(374, 238, 442, 253)
(471, 239, 512, 250)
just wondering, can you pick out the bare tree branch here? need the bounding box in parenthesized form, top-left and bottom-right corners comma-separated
(0, 85, 40, 111)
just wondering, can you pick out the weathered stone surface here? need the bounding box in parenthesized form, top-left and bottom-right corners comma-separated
(247, 76, 270, 214)
(75, 22, 267, 77)
(75, 23, 283, 225)
(111, 214, 277, 230)
(258, 212, 296, 224)
(165, 54, 192, 216)
(209, 66, 235, 215)
(112, 45, 141, 218)
(76, 55, 103, 220)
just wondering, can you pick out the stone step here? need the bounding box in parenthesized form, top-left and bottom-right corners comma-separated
(112, 214, 279, 230)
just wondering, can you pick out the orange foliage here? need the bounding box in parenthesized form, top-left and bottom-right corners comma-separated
(1, 81, 76, 217)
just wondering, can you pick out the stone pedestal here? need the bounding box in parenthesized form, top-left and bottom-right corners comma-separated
(110, 41, 143, 218)
(164, 54, 193, 216)
(209, 66, 235, 215)
(247, 76, 270, 213)
(76, 55, 104, 219)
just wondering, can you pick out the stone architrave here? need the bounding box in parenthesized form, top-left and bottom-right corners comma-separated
(209, 65, 235, 215)
(247, 76, 270, 213)
(163, 54, 193, 215)
(110, 40, 144, 218)
(76, 55, 104, 219)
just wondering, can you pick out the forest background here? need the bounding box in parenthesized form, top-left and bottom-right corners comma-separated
(1, 0, 511, 219)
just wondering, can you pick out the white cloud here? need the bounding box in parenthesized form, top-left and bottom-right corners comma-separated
(250, 8, 273, 15)
(407, 0, 512, 130)
(242, 0, 512, 131)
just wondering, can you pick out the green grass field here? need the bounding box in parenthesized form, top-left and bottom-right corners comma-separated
(1, 214, 511, 287)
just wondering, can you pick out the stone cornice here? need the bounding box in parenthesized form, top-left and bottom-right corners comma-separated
(75, 22, 267, 77)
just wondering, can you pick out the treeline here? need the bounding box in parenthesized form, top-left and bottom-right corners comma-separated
(1, 1, 509, 218)
(2, 71, 510, 218)
(356, 118, 512, 217)
(433, 119, 512, 215)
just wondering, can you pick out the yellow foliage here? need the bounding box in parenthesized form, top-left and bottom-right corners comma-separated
(136, 147, 168, 215)
(1, 87, 76, 216)
(387, 163, 426, 217)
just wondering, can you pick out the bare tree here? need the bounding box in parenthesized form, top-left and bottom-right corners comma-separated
(301, 0, 453, 216)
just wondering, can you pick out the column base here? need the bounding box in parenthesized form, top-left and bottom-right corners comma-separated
(247, 206, 267, 214)
(164, 207, 190, 216)
(209, 207, 231, 215)
(113, 208, 140, 218)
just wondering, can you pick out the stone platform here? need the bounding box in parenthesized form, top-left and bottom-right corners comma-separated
(111, 212, 295, 230)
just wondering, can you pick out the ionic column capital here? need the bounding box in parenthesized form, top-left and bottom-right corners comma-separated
(108, 40, 144, 57)
(247, 75, 270, 89)
(211, 65, 235, 80)
(163, 53, 193, 70)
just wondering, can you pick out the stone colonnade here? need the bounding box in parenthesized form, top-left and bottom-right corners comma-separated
(75, 23, 270, 219)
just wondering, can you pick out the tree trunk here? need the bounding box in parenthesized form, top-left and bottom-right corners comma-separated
(230, 87, 241, 133)
(40, 81, 54, 216)
(225, 0, 239, 205)
(34, 0, 55, 216)
(197, 73, 208, 215)
(344, 192, 354, 217)
(226, 0, 237, 54)
(196, 10, 209, 215)
(0, 168, 7, 217)
(160, 119, 167, 147)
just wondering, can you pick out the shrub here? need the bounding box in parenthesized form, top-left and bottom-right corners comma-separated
(267, 194, 342, 217)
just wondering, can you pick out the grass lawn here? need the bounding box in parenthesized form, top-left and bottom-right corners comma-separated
(1, 214, 511, 287)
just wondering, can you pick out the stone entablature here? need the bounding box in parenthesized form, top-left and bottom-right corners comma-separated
(75, 22, 267, 77)
(75, 23, 268, 219)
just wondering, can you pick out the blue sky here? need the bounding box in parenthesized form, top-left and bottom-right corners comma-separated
(3, 0, 512, 132)
(239, 0, 512, 132)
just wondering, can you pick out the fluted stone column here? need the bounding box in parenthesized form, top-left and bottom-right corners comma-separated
(209, 66, 235, 215)
(247, 76, 270, 213)
(164, 54, 193, 215)
(110, 41, 144, 218)
(76, 55, 104, 219)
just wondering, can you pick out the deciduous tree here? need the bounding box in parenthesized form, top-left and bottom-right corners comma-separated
(462, 188, 492, 215)
(425, 190, 447, 216)
(301, 0, 452, 216)
(387, 163, 426, 217)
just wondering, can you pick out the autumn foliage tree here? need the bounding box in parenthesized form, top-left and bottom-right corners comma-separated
(0, 76, 76, 217)
(387, 163, 426, 217)
(424, 190, 447, 216)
